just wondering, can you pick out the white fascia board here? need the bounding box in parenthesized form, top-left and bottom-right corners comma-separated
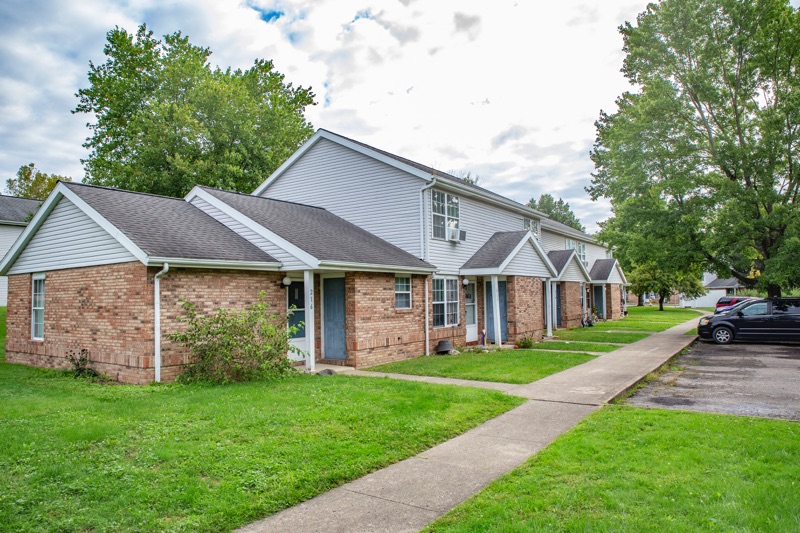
(147, 257, 281, 271)
(556, 252, 592, 282)
(187, 187, 319, 268)
(616, 262, 629, 285)
(460, 267, 502, 276)
(318, 260, 437, 274)
(496, 232, 558, 277)
(552, 249, 577, 281)
(0, 183, 149, 275)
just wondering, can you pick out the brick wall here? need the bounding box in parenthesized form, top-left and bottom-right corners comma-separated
(560, 281, 584, 329)
(344, 272, 426, 368)
(606, 283, 624, 320)
(6, 262, 154, 384)
(507, 276, 545, 342)
(6, 263, 286, 384)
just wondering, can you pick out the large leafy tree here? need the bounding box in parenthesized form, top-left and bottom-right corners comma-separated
(588, 0, 800, 297)
(528, 194, 585, 232)
(74, 25, 315, 198)
(6, 163, 71, 199)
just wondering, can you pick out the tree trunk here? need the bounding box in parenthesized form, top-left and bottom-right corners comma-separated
(637, 293, 644, 306)
(767, 284, 782, 298)
(659, 294, 665, 311)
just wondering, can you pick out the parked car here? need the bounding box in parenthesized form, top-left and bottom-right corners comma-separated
(698, 298, 800, 344)
(714, 296, 754, 314)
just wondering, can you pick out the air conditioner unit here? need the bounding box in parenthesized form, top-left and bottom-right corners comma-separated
(448, 227, 467, 242)
(458, 229, 467, 242)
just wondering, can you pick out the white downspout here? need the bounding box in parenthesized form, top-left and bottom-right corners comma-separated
(491, 275, 502, 346)
(154, 263, 170, 383)
(419, 177, 437, 262)
(602, 284, 607, 320)
(424, 275, 430, 355)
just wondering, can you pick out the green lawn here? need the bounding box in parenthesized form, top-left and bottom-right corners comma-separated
(553, 329, 651, 344)
(367, 350, 596, 384)
(528, 341, 620, 353)
(0, 364, 522, 532)
(427, 407, 800, 532)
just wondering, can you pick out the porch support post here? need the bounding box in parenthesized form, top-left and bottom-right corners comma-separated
(551, 281, 558, 330)
(545, 278, 553, 337)
(491, 275, 502, 346)
(424, 275, 430, 356)
(602, 284, 607, 320)
(304, 270, 315, 372)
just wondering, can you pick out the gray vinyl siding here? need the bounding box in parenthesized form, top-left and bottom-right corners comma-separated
(428, 189, 526, 275)
(261, 139, 423, 257)
(540, 229, 566, 252)
(7, 198, 137, 274)
(0, 224, 24, 305)
(608, 266, 624, 284)
(586, 242, 609, 265)
(502, 244, 552, 277)
(561, 260, 587, 282)
(189, 197, 307, 270)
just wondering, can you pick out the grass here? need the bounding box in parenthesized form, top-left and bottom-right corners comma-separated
(553, 329, 650, 344)
(367, 350, 596, 384)
(0, 364, 522, 532)
(426, 406, 800, 532)
(529, 341, 620, 353)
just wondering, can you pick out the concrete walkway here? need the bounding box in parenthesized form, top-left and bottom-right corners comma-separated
(239, 318, 699, 533)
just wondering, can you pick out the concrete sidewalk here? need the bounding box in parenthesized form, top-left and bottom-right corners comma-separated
(238, 318, 699, 533)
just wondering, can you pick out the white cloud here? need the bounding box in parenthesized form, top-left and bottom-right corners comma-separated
(0, 0, 646, 230)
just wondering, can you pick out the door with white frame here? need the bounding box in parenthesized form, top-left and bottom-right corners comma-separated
(465, 281, 478, 342)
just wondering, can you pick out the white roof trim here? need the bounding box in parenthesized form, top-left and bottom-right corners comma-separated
(553, 250, 592, 282)
(147, 257, 281, 270)
(589, 259, 629, 285)
(460, 231, 557, 277)
(0, 183, 149, 275)
(187, 187, 319, 268)
(318, 260, 436, 274)
(253, 129, 550, 220)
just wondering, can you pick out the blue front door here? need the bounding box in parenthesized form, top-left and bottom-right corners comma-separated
(323, 278, 346, 360)
(593, 285, 605, 317)
(485, 281, 508, 343)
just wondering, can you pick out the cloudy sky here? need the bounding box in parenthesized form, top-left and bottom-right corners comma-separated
(0, 0, 653, 232)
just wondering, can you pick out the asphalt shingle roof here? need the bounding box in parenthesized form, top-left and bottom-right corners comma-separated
(0, 195, 42, 224)
(589, 258, 617, 281)
(706, 277, 742, 289)
(547, 250, 575, 275)
(203, 187, 435, 270)
(64, 183, 277, 263)
(461, 231, 529, 269)
(541, 218, 595, 242)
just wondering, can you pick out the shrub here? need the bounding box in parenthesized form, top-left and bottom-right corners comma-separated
(65, 348, 98, 378)
(516, 336, 535, 349)
(170, 291, 300, 384)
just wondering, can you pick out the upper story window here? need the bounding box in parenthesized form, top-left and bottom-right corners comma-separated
(432, 190, 459, 240)
(523, 218, 541, 240)
(566, 238, 588, 267)
(32, 273, 45, 340)
(395, 276, 411, 309)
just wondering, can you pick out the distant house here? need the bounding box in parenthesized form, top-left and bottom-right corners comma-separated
(0, 195, 42, 306)
(1, 129, 628, 384)
(680, 273, 744, 308)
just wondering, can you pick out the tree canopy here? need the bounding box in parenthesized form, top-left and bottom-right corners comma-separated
(6, 163, 71, 200)
(528, 194, 585, 232)
(74, 25, 316, 198)
(588, 0, 800, 297)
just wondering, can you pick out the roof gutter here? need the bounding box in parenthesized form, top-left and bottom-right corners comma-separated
(146, 257, 281, 271)
(317, 261, 437, 274)
(154, 263, 169, 383)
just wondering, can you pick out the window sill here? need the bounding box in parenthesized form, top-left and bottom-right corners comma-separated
(395, 308, 413, 313)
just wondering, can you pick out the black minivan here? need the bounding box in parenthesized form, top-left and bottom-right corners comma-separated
(698, 298, 800, 344)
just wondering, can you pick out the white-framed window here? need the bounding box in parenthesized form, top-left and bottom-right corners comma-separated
(432, 277, 459, 327)
(523, 218, 541, 240)
(432, 190, 460, 240)
(287, 281, 305, 339)
(566, 238, 587, 267)
(395, 276, 411, 309)
(31, 273, 45, 340)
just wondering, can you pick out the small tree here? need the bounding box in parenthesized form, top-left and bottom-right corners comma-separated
(170, 292, 300, 383)
(7, 163, 71, 199)
(628, 263, 706, 311)
(527, 194, 585, 232)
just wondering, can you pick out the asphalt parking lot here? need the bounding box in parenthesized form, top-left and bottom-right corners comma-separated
(627, 339, 800, 421)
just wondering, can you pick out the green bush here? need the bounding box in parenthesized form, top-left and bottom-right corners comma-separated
(170, 291, 300, 383)
(516, 336, 535, 349)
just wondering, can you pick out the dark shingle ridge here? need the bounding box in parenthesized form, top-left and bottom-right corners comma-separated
(0, 195, 44, 223)
(589, 258, 617, 281)
(63, 182, 276, 263)
(462, 231, 529, 270)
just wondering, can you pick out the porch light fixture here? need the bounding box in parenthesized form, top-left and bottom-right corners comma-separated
(462, 278, 469, 287)
(282, 276, 292, 287)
